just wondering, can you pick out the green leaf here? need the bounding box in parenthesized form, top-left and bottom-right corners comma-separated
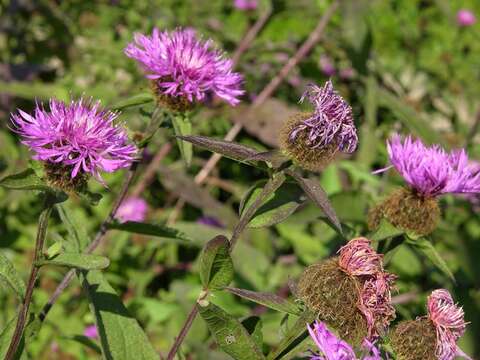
(239, 181, 304, 228)
(64, 335, 102, 354)
(77, 188, 103, 206)
(0, 169, 51, 192)
(225, 287, 301, 315)
(406, 237, 455, 281)
(285, 169, 343, 235)
(0, 252, 26, 301)
(0, 316, 17, 359)
(36, 253, 110, 270)
(110, 93, 154, 111)
(106, 221, 192, 243)
(199, 236, 234, 290)
(370, 219, 404, 242)
(198, 302, 265, 360)
(79, 270, 158, 360)
(266, 310, 316, 360)
(44, 242, 63, 259)
(57, 204, 90, 252)
(241, 317, 263, 350)
(172, 113, 193, 167)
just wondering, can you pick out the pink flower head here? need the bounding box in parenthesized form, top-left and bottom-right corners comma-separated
(234, 0, 257, 11)
(320, 55, 336, 77)
(338, 238, 382, 276)
(124, 28, 244, 106)
(84, 324, 99, 339)
(457, 9, 476, 27)
(427, 289, 471, 360)
(290, 81, 358, 153)
(378, 135, 480, 197)
(115, 197, 148, 223)
(11, 98, 137, 183)
(307, 321, 356, 360)
(358, 272, 396, 339)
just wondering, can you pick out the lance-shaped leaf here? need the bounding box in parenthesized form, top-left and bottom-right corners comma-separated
(172, 113, 193, 167)
(57, 204, 90, 252)
(110, 93, 154, 111)
(0, 168, 51, 192)
(226, 287, 301, 315)
(36, 253, 110, 270)
(266, 310, 316, 360)
(199, 236, 234, 290)
(79, 270, 158, 360)
(370, 219, 404, 242)
(239, 181, 304, 228)
(198, 302, 265, 360)
(0, 252, 26, 301)
(241, 317, 263, 350)
(285, 169, 342, 235)
(406, 237, 455, 282)
(245, 150, 289, 169)
(106, 221, 192, 244)
(0, 317, 17, 359)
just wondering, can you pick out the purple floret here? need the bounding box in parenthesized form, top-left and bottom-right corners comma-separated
(124, 28, 244, 106)
(290, 81, 358, 153)
(384, 135, 480, 197)
(11, 98, 137, 183)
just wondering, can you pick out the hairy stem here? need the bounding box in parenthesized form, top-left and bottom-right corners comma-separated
(5, 196, 54, 360)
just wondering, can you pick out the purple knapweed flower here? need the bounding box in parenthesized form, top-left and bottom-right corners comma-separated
(290, 81, 358, 153)
(339, 68, 355, 80)
(234, 0, 257, 11)
(320, 55, 336, 77)
(124, 28, 244, 106)
(378, 135, 480, 197)
(427, 289, 472, 360)
(307, 321, 382, 360)
(11, 98, 136, 183)
(116, 197, 148, 223)
(338, 238, 382, 276)
(457, 9, 476, 27)
(84, 325, 99, 339)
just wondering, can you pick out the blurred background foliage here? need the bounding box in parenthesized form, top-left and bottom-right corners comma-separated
(1, 0, 480, 359)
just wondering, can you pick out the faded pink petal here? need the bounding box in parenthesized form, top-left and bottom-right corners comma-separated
(338, 238, 382, 276)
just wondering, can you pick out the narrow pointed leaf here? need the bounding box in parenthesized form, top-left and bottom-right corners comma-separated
(110, 93, 154, 111)
(370, 219, 404, 242)
(106, 221, 192, 243)
(0, 252, 26, 301)
(57, 204, 90, 252)
(406, 237, 455, 282)
(285, 169, 342, 235)
(241, 317, 263, 350)
(79, 270, 159, 360)
(36, 253, 110, 270)
(199, 236, 234, 290)
(245, 150, 289, 169)
(0, 316, 17, 359)
(172, 114, 193, 167)
(0, 169, 51, 192)
(198, 302, 265, 360)
(226, 287, 301, 315)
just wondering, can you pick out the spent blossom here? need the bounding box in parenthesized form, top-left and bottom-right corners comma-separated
(378, 135, 480, 197)
(457, 9, 476, 27)
(427, 289, 471, 360)
(289, 81, 358, 153)
(11, 98, 136, 183)
(124, 28, 243, 106)
(307, 321, 381, 360)
(338, 238, 382, 276)
(116, 197, 148, 223)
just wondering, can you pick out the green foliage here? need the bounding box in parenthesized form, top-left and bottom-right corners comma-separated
(0, 252, 26, 301)
(35, 253, 110, 271)
(199, 236, 234, 290)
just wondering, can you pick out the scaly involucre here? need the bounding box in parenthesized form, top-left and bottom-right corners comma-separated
(289, 80, 358, 153)
(427, 289, 471, 360)
(386, 135, 480, 197)
(11, 98, 136, 182)
(124, 28, 244, 105)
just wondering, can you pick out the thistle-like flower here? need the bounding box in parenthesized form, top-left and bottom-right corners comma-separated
(11, 98, 136, 190)
(307, 321, 382, 360)
(369, 135, 480, 235)
(116, 197, 148, 223)
(125, 28, 244, 111)
(457, 9, 476, 27)
(427, 290, 471, 360)
(338, 238, 382, 276)
(83, 325, 99, 339)
(279, 81, 358, 171)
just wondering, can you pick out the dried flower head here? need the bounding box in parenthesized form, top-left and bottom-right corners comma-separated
(427, 289, 471, 360)
(11, 98, 136, 189)
(279, 81, 357, 171)
(338, 238, 382, 276)
(457, 9, 476, 27)
(125, 28, 243, 110)
(116, 197, 148, 223)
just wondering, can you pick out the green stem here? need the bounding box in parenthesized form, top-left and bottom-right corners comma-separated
(5, 195, 54, 360)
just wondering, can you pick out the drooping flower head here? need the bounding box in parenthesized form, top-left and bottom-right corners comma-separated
(124, 28, 244, 110)
(457, 9, 476, 27)
(84, 325, 99, 339)
(307, 321, 382, 360)
(234, 0, 257, 11)
(11, 98, 136, 189)
(383, 135, 480, 197)
(116, 197, 148, 223)
(427, 289, 471, 360)
(338, 238, 382, 276)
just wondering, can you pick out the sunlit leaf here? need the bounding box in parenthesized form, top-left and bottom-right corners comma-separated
(199, 236, 234, 290)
